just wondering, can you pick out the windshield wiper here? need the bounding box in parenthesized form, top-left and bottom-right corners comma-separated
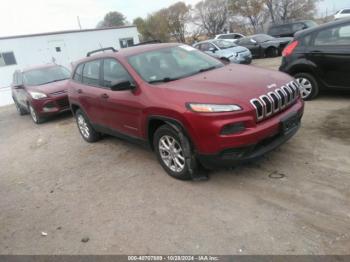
(40, 78, 69, 85)
(198, 66, 217, 73)
(148, 77, 179, 84)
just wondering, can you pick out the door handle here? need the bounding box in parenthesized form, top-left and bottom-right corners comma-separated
(310, 50, 322, 54)
(77, 89, 83, 94)
(100, 93, 109, 99)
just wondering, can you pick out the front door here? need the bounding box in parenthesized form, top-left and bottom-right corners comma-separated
(100, 58, 142, 137)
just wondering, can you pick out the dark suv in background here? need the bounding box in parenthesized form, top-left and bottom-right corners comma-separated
(280, 18, 350, 100)
(268, 20, 318, 38)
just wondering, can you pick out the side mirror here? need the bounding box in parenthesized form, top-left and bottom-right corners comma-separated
(110, 80, 135, 91)
(14, 84, 24, 89)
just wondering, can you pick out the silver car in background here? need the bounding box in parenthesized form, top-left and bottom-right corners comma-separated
(193, 39, 252, 64)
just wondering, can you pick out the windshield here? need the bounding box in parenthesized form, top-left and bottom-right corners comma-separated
(253, 34, 274, 42)
(304, 21, 317, 27)
(213, 40, 237, 49)
(24, 66, 70, 86)
(128, 45, 223, 84)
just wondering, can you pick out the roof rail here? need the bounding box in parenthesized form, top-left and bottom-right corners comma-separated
(86, 47, 117, 57)
(133, 40, 161, 46)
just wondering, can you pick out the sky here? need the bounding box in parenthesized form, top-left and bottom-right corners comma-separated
(0, 0, 349, 37)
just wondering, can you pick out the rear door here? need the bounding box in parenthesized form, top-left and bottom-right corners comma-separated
(71, 60, 107, 125)
(309, 22, 350, 88)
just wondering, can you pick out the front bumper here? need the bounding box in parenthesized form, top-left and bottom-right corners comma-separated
(31, 95, 70, 116)
(197, 116, 301, 169)
(230, 53, 252, 64)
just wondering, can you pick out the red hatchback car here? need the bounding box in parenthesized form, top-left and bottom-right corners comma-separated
(68, 44, 304, 180)
(11, 64, 71, 124)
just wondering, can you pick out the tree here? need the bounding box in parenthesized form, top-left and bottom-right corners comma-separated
(193, 0, 230, 37)
(166, 2, 191, 43)
(263, 0, 320, 24)
(97, 11, 127, 28)
(133, 10, 171, 42)
(229, 0, 267, 33)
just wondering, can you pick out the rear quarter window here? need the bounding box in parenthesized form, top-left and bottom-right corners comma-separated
(73, 64, 84, 82)
(82, 60, 101, 86)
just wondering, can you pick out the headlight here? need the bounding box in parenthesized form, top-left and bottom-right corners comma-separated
(187, 103, 242, 113)
(29, 91, 47, 99)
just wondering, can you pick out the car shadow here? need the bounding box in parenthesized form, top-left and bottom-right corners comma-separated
(43, 110, 73, 125)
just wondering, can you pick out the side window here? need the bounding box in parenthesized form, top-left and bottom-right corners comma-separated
(341, 9, 350, 14)
(73, 63, 84, 83)
(82, 60, 101, 86)
(314, 24, 350, 46)
(292, 23, 305, 32)
(200, 43, 216, 52)
(102, 59, 133, 88)
(199, 43, 209, 51)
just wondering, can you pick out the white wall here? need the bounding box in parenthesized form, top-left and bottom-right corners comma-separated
(0, 27, 139, 106)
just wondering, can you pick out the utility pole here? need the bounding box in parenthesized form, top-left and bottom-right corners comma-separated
(77, 16, 82, 30)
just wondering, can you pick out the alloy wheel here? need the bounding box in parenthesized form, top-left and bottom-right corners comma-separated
(296, 77, 313, 99)
(29, 106, 38, 122)
(77, 115, 90, 139)
(158, 135, 185, 173)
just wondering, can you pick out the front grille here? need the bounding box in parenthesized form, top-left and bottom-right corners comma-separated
(250, 81, 300, 122)
(56, 97, 69, 108)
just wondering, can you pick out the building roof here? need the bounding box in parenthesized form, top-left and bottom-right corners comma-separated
(0, 25, 136, 41)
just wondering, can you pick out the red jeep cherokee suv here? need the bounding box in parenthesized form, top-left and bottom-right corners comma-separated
(68, 44, 304, 180)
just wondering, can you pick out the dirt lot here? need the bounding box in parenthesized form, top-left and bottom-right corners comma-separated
(0, 58, 349, 255)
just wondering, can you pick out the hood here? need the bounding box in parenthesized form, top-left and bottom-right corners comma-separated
(222, 46, 249, 54)
(153, 64, 293, 106)
(28, 79, 69, 95)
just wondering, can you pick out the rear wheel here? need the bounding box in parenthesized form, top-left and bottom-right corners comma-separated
(153, 124, 197, 180)
(75, 109, 101, 142)
(13, 99, 27, 115)
(29, 104, 45, 124)
(294, 73, 319, 100)
(266, 47, 278, 58)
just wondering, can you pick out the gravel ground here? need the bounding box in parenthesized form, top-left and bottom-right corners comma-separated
(0, 57, 349, 255)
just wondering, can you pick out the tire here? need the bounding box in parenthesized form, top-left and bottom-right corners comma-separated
(13, 98, 27, 115)
(153, 124, 197, 180)
(75, 109, 101, 142)
(294, 72, 319, 100)
(29, 104, 45, 124)
(265, 47, 278, 58)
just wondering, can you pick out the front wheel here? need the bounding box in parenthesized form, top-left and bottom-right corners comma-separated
(29, 104, 45, 124)
(266, 47, 278, 58)
(153, 125, 197, 180)
(294, 73, 319, 100)
(75, 109, 101, 142)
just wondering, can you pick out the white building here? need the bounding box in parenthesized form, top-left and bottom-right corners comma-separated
(0, 26, 139, 106)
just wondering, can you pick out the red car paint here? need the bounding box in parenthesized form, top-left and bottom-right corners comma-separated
(68, 43, 304, 166)
(11, 64, 70, 122)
